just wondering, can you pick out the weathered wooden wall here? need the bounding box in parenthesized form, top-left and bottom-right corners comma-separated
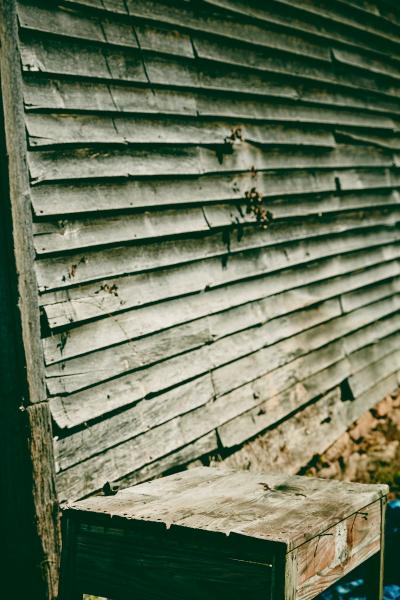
(14, 0, 400, 501)
(0, 2, 59, 598)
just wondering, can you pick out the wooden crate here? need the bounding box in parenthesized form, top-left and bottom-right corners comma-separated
(60, 467, 388, 600)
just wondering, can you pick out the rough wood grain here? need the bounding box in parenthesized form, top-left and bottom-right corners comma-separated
(68, 466, 387, 551)
(49, 296, 399, 426)
(294, 499, 382, 599)
(45, 264, 399, 397)
(222, 373, 399, 479)
(60, 464, 387, 599)
(12, 0, 400, 510)
(0, 1, 59, 597)
(40, 228, 399, 329)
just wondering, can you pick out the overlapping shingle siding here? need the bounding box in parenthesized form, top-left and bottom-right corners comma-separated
(16, 0, 400, 500)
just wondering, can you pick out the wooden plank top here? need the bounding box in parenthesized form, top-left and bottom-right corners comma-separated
(65, 467, 388, 551)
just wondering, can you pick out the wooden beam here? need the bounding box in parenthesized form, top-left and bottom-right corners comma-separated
(0, 1, 60, 598)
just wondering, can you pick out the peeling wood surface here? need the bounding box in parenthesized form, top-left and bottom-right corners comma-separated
(63, 466, 387, 599)
(0, 1, 59, 598)
(12, 0, 400, 501)
(68, 466, 387, 551)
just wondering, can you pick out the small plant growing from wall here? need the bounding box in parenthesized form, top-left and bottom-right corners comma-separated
(245, 187, 273, 229)
(224, 127, 243, 149)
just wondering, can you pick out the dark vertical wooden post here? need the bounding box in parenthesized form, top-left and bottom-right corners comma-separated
(0, 1, 60, 599)
(365, 497, 386, 600)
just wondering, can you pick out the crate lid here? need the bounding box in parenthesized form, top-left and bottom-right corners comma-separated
(65, 466, 388, 551)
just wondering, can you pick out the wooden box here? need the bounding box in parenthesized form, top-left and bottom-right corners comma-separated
(60, 467, 388, 600)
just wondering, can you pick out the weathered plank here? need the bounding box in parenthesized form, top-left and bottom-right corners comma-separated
(56, 359, 347, 500)
(22, 73, 400, 117)
(14, 0, 400, 509)
(294, 499, 382, 600)
(46, 295, 341, 391)
(196, 93, 397, 127)
(192, 34, 400, 99)
(273, 0, 400, 48)
(33, 215, 399, 293)
(27, 143, 394, 184)
(204, 0, 400, 58)
(20, 34, 147, 82)
(336, 128, 400, 150)
(40, 228, 400, 329)
(349, 347, 400, 397)
(26, 113, 336, 149)
(30, 169, 337, 217)
(211, 294, 400, 398)
(45, 267, 399, 396)
(125, 0, 332, 62)
(50, 291, 399, 431)
(49, 307, 347, 430)
(18, 0, 138, 47)
(54, 374, 215, 471)
(34, 206, 210, 253)
(222, 372, 399, 481)
(114, 431, 219, 490)
(0, 1, 60, 597)
(41, 242, 400, 364)
(22, 76, 198, 114)
(218, 330, 400, 448)
(32, 202, 399, 256)
(333, 47, 400, 82)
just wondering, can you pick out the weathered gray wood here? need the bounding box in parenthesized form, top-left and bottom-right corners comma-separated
(204, 0, 400, 58)
(18, 0, 138, 47)
(45, 265, 399, 397)
(115, 431, 219, 490)
(18, 0, 330, 61)
(68, 466, 387, 552)
(30, 169, 337, 216)
(26, 113, 336, 149)
(273, 0, 400, 47)
(333, 47, 400, 83)
(27, 144, 394, 184)
(41, 243, 400, 364)
(219, 330, 400, 448)
(39, 228, 400, 329)
(196, 93, 397, 127)
(349, 348, 400, 397)
(33, 219, 399, 294)
(20, 34, 147, 82)
(125, 0, 332, 62)
(0, 1, 60, 597)
(336, 128, 400, 150)
(23, 76, 198, 114)
(47, 296, 341, 396)
(60, 465, 388, 599)
(191, 35, 400, 99)
(49, 318, 346, 432)
(32, 202, 399, 256)
(12, 0, 400, 514)
(53, 294, 399, 482)
(22, 73, 400, 117)
(54, 358, 397, 498)
(222, 372, 399, 480)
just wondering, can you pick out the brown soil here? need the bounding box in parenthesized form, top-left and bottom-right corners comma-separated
(300, 388, 400, 499)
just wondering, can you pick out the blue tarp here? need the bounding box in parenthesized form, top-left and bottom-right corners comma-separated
(319, 500, 400, 600)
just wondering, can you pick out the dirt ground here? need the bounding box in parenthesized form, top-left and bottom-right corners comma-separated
(300, 388, 400, 499)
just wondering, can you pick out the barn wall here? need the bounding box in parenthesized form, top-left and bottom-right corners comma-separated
(15, 0, 400, 501)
